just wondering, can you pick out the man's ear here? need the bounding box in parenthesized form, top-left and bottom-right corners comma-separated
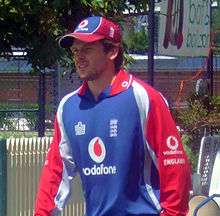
(108, 46, 119, 60)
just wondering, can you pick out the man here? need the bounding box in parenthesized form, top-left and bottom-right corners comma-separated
(34, 16, 191, 216)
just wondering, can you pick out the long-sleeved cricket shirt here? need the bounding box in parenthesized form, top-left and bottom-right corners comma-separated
(34, 69, 191, 216)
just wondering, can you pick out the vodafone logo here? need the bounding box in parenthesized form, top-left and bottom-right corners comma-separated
(166, 136, 179, 151)
(83, 137, 117, 176)
(88, 137, 106, 163)
(78, 20, 88, 28)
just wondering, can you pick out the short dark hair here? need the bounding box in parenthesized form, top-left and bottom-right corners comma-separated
(102, 40, 124, 73)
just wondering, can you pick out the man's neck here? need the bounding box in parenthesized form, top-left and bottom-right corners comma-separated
(88, 71, 116, 100)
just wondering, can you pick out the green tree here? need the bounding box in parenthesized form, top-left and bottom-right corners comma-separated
(124, 21, 149, 54)
(0, 0, 149, 72)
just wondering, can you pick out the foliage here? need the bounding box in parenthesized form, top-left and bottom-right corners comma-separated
(172, 94, 220, 167)
(123, 17, 149, 54)
(0, 0, 90, 72)
(123, 52, 136, 69)
(81, 0, 148, 17)
(0, 0, 149, 72)
(174, 94, 220, 132)
(0, 102, 38, 110)
(0, 131, 53, 139)
(181, 134, 198, 172)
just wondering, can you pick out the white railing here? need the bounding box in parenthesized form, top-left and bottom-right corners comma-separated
(6, 137, 85, 216)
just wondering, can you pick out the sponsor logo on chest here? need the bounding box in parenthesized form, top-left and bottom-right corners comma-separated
(82, 137, 117, 176)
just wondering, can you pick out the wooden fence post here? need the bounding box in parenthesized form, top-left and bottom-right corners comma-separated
(0, 137, 7, 216)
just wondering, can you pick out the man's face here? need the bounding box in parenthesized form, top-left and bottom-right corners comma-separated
(71, 40, 110, 81)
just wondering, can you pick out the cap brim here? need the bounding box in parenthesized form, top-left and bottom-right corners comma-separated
(58, 33, 105, 48)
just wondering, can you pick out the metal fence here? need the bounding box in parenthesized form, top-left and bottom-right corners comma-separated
(0, 55, 82, 136)
(0, 55, 57, 136)
(196, 135, 220, 196)
(0, 53, 220, 136)
(0, 109, 38, 131)
(6, 137, 85, 216)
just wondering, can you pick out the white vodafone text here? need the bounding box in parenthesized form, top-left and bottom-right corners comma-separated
(83, 164, 117, 176)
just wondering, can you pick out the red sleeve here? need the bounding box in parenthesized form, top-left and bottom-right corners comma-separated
(146, 90, 191, 216)
(34, 116, 63, 216)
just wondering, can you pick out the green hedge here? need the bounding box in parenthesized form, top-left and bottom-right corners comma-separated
(172, 94, 220, 171)
(0, 131, 53, 139)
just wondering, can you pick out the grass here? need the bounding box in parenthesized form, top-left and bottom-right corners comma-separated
(0, 130, 53, 139)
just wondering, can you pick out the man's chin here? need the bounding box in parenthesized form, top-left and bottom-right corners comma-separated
(77, 72, 88, 80)
(79, 76, 88, 81)
(77, 70, 100, 81)
(79, 74, 98, 81)
(79, 76, 92, 81)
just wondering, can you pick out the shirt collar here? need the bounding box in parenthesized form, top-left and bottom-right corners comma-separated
(78, 69, 133, 97)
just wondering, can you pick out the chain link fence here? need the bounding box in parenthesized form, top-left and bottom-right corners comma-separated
(0, 54, 82, 136)
(0, 55, 220, 131)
